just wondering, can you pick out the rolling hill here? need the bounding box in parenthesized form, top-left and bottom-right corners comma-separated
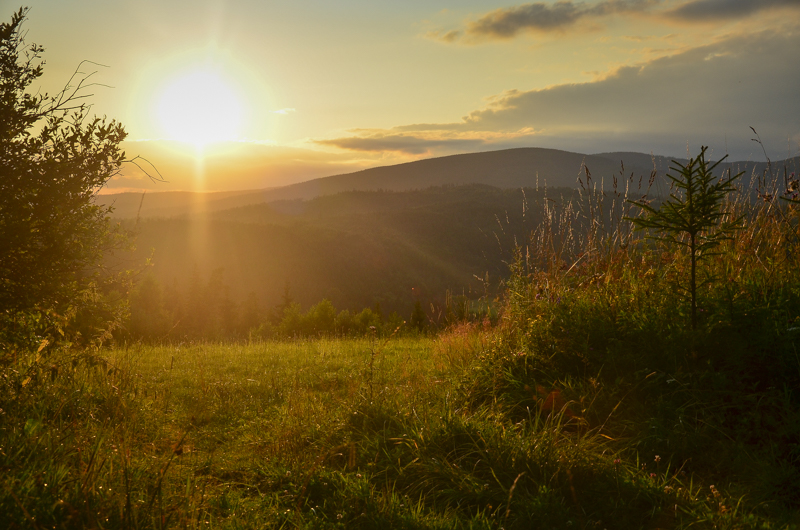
(101, 147, 797, 219)
(123, 185, 568, 318)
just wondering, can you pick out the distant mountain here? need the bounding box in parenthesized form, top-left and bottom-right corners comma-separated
(595, 150, 799, 196)
(102, 146, 798, 219)
(124, 185, 569, 316)
(257, 148, 636, 201)
(98, 148, 652, 218)
(595, 151, 682, 166)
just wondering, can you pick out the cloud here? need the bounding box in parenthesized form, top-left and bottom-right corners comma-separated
(323, 28, 800, 160)
(460, 28, 799, 127)
(315, 134, 487, 155)
(468, 2, 585, 36)
(426, 29, 462, 43)
(667, 0, 800, 22)
(430, 0, 800, 43)
(462, 29, 800, 156)
(449, 0, 658, 41)
(271, 108, 296, 115)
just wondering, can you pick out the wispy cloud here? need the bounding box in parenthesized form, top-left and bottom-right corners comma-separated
(426, 29, 462, 43)
(667, 0, 800, 22)
(315, 134, 487, 155)
(437, 0, 658, 42)
(429, 0, 800, 44)
(271, 108, 297, 115)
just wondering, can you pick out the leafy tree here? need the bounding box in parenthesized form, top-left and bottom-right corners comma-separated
(305, 299, 336, 334)
(277, 302, 304, 337)
(352, 307, 381, 334)
(629, 146, 743, 330)
(0, 9, 136, 349)
(334, 309, 353, 334)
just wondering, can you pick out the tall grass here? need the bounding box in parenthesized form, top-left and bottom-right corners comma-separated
(463, 153, 800, 525)
(2, 151, 799, 528)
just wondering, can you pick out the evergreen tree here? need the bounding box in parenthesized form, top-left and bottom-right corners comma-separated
(629, 146, 743, 330)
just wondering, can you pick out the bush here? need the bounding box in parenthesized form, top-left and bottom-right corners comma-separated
(0, 8, 133, 352)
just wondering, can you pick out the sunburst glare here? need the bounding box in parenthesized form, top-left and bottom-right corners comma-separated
(157, 68, 244, 148)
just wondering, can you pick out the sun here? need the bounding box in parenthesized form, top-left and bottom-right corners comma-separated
(156, 68, 244, 148)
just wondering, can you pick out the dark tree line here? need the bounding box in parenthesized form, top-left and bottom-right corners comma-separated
(125, 271, 434, 342)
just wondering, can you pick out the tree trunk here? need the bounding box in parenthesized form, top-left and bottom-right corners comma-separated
(690, 233, 697, 331)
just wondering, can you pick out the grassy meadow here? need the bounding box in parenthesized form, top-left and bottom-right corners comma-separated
(3, 157, 800, 529)
(0, 337, 482, 528)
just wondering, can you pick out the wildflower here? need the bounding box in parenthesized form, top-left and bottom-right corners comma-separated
(654, 455, 661, 463)
(613, 458, 621, 465)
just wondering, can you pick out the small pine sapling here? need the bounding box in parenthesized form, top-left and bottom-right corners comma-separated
(628, 146, 743, 330)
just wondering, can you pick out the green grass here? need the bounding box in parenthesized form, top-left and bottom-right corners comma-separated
(3, 162, 800, 528)
(1, 337, 472, 529)
(4, 327, 797, 528)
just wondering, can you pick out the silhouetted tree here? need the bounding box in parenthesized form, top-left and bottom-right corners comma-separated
(0, 9, 136, 348)
(270, 281, 294, 324)
(629, 146, 743, 330)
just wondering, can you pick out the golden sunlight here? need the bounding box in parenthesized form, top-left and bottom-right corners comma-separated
(156, 68, 244, 148)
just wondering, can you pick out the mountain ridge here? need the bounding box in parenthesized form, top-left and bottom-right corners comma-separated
(101, 147, 797, 218)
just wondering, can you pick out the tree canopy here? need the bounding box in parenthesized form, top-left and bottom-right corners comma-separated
(0, 8, 130, 348)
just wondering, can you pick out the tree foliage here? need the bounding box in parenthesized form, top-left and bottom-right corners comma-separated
(629, 146, 743, 330)
(0, 9, 131, 349)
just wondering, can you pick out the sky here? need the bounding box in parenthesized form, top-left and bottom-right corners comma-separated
(9, 0, 800, 192)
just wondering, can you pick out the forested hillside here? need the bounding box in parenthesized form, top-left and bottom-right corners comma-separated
(123, 185, 580, 333)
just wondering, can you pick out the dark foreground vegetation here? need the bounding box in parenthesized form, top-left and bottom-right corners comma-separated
(2, 8, 800, 529)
